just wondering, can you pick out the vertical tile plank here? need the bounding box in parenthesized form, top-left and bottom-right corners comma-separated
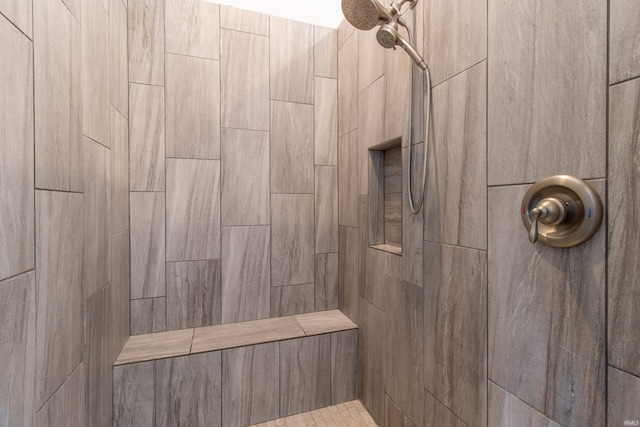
(128, 0, 164, 85)
(338, 131, 358, 227)
(331, 330, 358, 404)
(111, 108, 130, 234)
(220, 6, 269, 36)
(314, 26, 337, 79)
(165, 0, 219, 60)
(130, 192, 165, 299)
(315, 253, 339, 310)
(109, 0, 128, 117)
(338, 32, 357, 137)
(113, 361, 155, 427)
(315, 166, 339, 253)
(112, 231, 130, 356)
(609, 0, 640, 83)
(270, 284, 315, 317)
(608, 367, 640, 427)
(315, 77, 338, 166)
(131, 297, 166, 334)
(37, 363, 87, 427)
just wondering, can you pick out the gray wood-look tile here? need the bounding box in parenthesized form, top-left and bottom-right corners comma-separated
(84, 284, 113, 427)
(608, 78, 640, 377)
(488, 183, 606, 427)
(165, 0, 219, 60)
(220, 29, 270, 131)
(610, 0, 640, 83)
(166, 159, 221, 261)
(116, 329, 193, 365)
(0, 16, 33, 281)
(222, 343, 279, 427)
(356, 299, 385, 424)
(0, 0, 31, 37)
(220, 5, 269, 36)
(608, 367, 640, 426)
(315, 26, 338, 78)
(386, 394, 417, 427)
(221, 128, 270, 226)
(82, 0, 110, 146)
(128, 0, 164, 85)
(270, 16, 313, 104)
(111, 108, 129, 234)
(424, 242, 487, 427)
(315, 166, 339, 253)
(384, 192, 402, 248)
(37, 363, 87, 427)
(296, 310, 357, 336)
(331, 330, 358, 404)
(362, 247, 386, 310)
(315, 77, 338, 166)
(35, 190, 84, 407)
(338, 131, 358, 227)
(130, 192, 165, 299)
(156, 352, 222, 427)
(34, 0, 82, 192)
(130, 297, 166, 335)
(383, 47, 410, 143)
(109, 0, 128, 118)
(487, 0, 606, 185)
(385, 276, 424, 427)
(270, 100, 314, 193)
(315, 253, 339, 310)
(425, 0, 486, 86)
(384, 146, 402, 194)
(358, 76, 385, 194)
(83, 138, 112, 297)
(113, 361, 155, 427)
(270, 284, 315, 317)
(425, 62, 487, 250)
(166, 260, 222, 330)
(424, 391, 467, 427)
(221, 226, 270, 323)
(339, 226, 360, 320)
(280, 335, 332, 416)
(271, 194, 315, 286)
(0, 272, 35, 427)
(488, 382, 561, 427)
(112, 231, 130, 357)
(166, 54, 220, 160)
(129, 83, 165, 191)
(358, 30, 384, 94)
(337, 18, 355, 49)
(338, 32, 358, 137)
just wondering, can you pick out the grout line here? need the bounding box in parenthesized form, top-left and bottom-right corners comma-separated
(609, 74, 640, 87)
(0, 10, 32, 40)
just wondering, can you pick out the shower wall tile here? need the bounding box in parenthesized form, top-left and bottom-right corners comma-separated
(610, 0, 640, 83)
(357, 30, 384, 93)
(315, 253, 339, 310)
(488, 382, 561, 427)
(34, 0, 82, 192)
(130, 192, 165, 299)
(165, 0, 219, 60)
(337, 18, 355, 49)
(425, 62, 487, 250)
(279, 335, 332, 416)
(220, 5, 269, 36)
(331, 330, 358, 404)
(35, 190, 84, 407)
(166, 260, 222, 330)
(487, 182, 606, 427)
(0, 272, 35, 427)
(386, 395, 416, 427)
(357, 299, 385, 424)
(383, 48, 410, 144)
(166, 54, 221, 159)
(271, 194, 315, 286)
(424, 242, 487, 427)
(113, 361, 155, 427)
(425, 0, 487, 86)
(385, 276, 424, 427)
(83, 138, 112, 297)
(155, 352, 222, 427)
(424, 391, 466, 427)
(82, 0, 110, 145)
(315, 166, 339, 253)
(362, 247, 386, 310)
(338, 131, 358, 227)
(128, 0, 164, 85)
(0, 16, 33, 281)
(129, 83, 165, 192)
(112, 231, 130, 355)
(608, 367, 640, 427)
(109, 0, 128, 118)
(0, 0, 31, 37)
(221, 226, 271, 323)
(608, 78, 640, 377)
(84, 284, 113, 427)
(338, 226, 360, 321)
(131, 297, 166, 334)
(487, 0, 606, 185)
(315, 77, 338, 165)
(220, 29, 270, 131)
(221, 128, 270, 226)
(357, 76, 385, 194)
(222, 343, 280, 427)
(111, 108, 129, 234)
(338, 31, 357, 136)
(270, 16, 313, 104)
(270, 284, 315, 317)
(37, 363, 87, 427)
(270, 100, 314, 193)
(166, 159, 221, 261)
(314, 26, 338, 78)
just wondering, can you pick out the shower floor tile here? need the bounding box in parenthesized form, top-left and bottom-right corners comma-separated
(248, 400, 378, 426)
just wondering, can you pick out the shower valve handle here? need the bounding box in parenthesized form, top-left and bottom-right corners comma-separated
(527, 198, 566, 243)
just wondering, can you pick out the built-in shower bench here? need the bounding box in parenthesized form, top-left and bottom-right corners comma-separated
(113, 310, 359, 426)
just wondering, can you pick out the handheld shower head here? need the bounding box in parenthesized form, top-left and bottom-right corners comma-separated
(376, 23, 427, 71)
(341, 0, 391, 31)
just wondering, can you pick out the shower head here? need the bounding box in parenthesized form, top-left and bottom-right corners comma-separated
(376, 23, 427, 71)
(341, 0, 391, 31)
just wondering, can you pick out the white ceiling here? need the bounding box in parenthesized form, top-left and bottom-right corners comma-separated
(211, 0, 345, 28)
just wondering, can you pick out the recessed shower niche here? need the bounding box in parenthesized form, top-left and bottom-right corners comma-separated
(369, 137, 403, 255)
